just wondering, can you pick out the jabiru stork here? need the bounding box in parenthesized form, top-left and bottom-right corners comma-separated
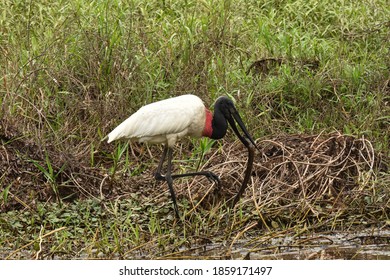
(107, 94, 256, 218)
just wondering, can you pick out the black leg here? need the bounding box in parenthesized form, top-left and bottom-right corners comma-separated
(155, 145, 220, 184)
(153, 145, 221, 218)
(154, 145, 168, 181)
(165, 147, 180, 218)
(171, 171, 220, 184)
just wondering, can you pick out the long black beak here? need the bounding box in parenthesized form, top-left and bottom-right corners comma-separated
(226, 105, 258, 209)
(227, 107, 257, 149)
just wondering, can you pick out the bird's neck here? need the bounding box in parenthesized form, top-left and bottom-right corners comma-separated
(202, 109, 213, 138)
(202, 108, 228, 139)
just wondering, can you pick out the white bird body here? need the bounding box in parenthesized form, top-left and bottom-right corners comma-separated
(107, 94, 257, 218)
(107, 94, 210, 147)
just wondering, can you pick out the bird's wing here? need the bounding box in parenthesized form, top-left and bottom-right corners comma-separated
(132, 98, 204, 137)
(130, 100, 199, 137)
(107, 95, 204, 142)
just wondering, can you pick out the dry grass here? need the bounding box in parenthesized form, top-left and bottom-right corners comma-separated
(179, 131, 388, 228)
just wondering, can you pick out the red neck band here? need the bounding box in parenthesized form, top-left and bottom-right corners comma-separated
(202, 109, 213, 137)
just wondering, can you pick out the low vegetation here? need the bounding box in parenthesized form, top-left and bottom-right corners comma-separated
(0, 0, 389, 259)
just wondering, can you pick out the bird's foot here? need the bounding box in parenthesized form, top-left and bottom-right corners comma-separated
(204, 171, 221, 184)
(154, 173, 166, 181)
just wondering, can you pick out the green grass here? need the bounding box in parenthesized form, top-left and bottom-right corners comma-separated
(0, 0, 389, 259)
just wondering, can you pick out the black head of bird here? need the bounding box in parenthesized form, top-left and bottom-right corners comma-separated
(210, 96, 257, 149)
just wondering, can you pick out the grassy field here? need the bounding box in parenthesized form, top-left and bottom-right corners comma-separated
(0, 0, 389, 259)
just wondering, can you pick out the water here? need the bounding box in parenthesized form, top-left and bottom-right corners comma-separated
(178, 229, 390, 260)
(2, 229, 389, 260)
